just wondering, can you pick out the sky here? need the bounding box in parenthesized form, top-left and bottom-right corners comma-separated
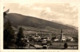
(4, 0, 79, 27)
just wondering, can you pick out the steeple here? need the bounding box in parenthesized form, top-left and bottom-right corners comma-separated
(60, 29, 63, 41)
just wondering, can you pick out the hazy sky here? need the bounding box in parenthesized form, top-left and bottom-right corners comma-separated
(4, 0, 79, 27)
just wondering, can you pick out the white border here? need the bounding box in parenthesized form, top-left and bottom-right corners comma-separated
(0, 0, 80, 52)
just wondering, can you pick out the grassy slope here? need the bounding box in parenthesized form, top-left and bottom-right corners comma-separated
(5, 13, 78, 37)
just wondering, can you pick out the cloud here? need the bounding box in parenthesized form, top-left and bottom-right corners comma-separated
(32, 7, 43, 10)
(4, 3, 78, 27)
(45, 7, 52, 13)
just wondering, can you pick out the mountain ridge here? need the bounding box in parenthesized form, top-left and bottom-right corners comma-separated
(4, 13, 78, 37)
(5, 13, 77, 30)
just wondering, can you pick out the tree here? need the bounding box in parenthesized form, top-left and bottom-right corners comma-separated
(16, 27, 26, 48)
(73, 37, 78, 42)
(51, 36, 56, 41)
(4, 20, 15, 48)
(64, 42, 68, 49)
(66, 39, 71, 42)
(3, 9, 9, 18)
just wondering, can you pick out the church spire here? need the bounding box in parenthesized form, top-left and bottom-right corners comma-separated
(60, 29, 63, 41)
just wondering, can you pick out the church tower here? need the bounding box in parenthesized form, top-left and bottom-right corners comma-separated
(60, 29, 63, 41)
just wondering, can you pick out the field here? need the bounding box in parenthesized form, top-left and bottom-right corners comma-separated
(49, 42, 78, 49)
(23, 40, 78, 49)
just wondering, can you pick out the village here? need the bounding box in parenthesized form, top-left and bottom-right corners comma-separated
(14, 29, 78, 49)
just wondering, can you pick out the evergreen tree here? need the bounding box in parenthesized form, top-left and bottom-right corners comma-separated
(16, 27, 25, 48)
(4, 20, 15, 48)
(3, 9, 9, 18)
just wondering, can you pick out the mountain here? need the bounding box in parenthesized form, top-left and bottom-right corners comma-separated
(4, 13, 78, 37)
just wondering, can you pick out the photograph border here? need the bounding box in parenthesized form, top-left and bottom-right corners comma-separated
(0, 0, 80, 52)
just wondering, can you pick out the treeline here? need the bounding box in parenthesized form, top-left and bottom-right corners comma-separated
(4, 19, 26, 48)
(4, 9, 26, 49)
